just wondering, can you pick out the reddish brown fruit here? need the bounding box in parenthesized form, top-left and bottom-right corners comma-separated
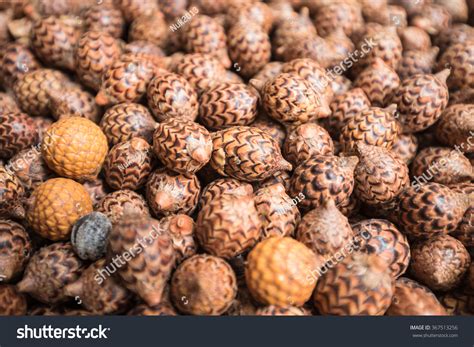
(314, 2, 363, 37)
(0, 285, 27, 316)
(356, 26, 402, 71)
(160, 214, 196, 264)
(83, 177, 109, 208)
(83, 3, 125, 38)
(252, 62, 283, 84)
(0, 219, 31, 282)
(0, 42, 40, 90)
(435, 104, 474, 153)
(199, 178, 253, 208)
(251, 115, 286, 149)
(437, 42, 474, 92)
(390, 133, 418, 164)
(0, 93, 20, 113)
(97, 190, 150, 225)
(449, 182, 474, 248)
(128, 11, 168, 48)
(277, 36, 335, 69)
(115, 0, 158, 22)
(412, 4, 451, 35)
(226, 2, 273, 33)
(0, 166, 25, 219)
(434, 24, 474, 53)
(399, 26, 432, 52)
(48, 87, 101, 122)
(0, 112, 38, 159)
(397, 48, 439, 81)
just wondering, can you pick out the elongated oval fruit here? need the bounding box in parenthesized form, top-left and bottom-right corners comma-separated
(251, 116, 286, 149)
(210, 126, 291, 182)
(0, 112, 38, 159)
(0, 219, 32, 282)
(435, 104, 474, 153)
(397, 48, 439, 81)
(0, 42, 40, 89)
(437, 41, 474, 92)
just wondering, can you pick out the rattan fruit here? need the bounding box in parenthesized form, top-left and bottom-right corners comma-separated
(196, 193, 261, 258)
(399, 26, 432, 52)
(0, 42, 40, 90)
(313, 253, 393, 315)
(412, 4, 451, 35)
(251, 115, 286, 149)
(252, 62, 283, 85)
(246, 237, 319, 306)
(147, 71, 199, 122)
(410, 235, 470, 291)
(160, 214, 196, 264)
(390, 134, 418, 164)
(314, 2, 363, 37)
(128, 11, 168, 48)
(41, 117, 108, 181)
(435, 104, 474, 153)
(64, 259, 132, 315)
(0, 285, 27, 315)
(83, 3, 125, 38)
(0, 93, 20, 113)
(16, 242, 84, 304)
(48, 87, 101, 122)
(146, 168, 200, 217)
(115, 0, 158, 22)
(290, 155, 358, 211)
(449, 182, 474, 248)
(199, 178, 253, 208)
(125, 41, 166, 58)
(397, 48, 439, 81)
(82, 177, 109, 208)
(0, 219, 31, 282)
(210, 126, 291, 182)
(100, 103, 157, 146)
(0, 112, 38, 159)
(283, 123, 334, 167)
(153, 118, 212, 174)
(435, 24, 474, 53)
(108, 214, 176, 306)
(386, 277, 448, 315)
(104, 137, 153, 191)
(226, 1, 273, 33)
(158, 0, 187, 19)
(75, 30, 122, 91)
(0, 165, 25, 219)
(171, 254, 237, 315)
(398, 183, 470, 238)
(97, 190, 150, 225)
(26, 178, 93, 241)
(71, 212, 112, 261)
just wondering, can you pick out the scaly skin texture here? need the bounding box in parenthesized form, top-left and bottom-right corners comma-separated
(42, 117, 108, 181)
(0, 166, 25, 219)
(49, 87, 101, 123)
(115, 0, 159, 22)
(226, 2, 273, 33)
(199, 178, 253, 208)
(16, 242, 84, 304)
(210, 126, 291, 182)
(171, 254, 237, 315)
(386, 277, 448, 316)
(104, 138, 153, 191)
(0, 42, 40, 89)
(64, 259, 133, 315)
(160, 214, 196, 264)
(314, 253, 394, 315)
(199, 82, 258, 130)
(390, 134, 418, 164)
(27, 178, 93, 240)
(352, 219, 410, 279)
(0, 112, 38, 159)
(398, 183, 470, 239)
(75, 30, 122, 91)
(196, 194, 261, 258)
(251, 116, 286, 149)
(96, 190, 150, 225)
(128, 11, 168, 48)
(246, 237, 319, 306)
(0, 219, 32, 282)
(256, 305, 310, 316)
(83, 4, 125, 38)
(0, 285, 27, 316)
(147, 72, 199, 122)
(314, 2, 364, 37)
(290, 155, 358, 211)
(158, 0, 187, 19)
(354, 143, 409, 205)
(153, 118, 212, 174)
(30, 16, 79, 70)
(356, 26, 402, 71)
(296, 199, 354, 257)
(435, 104, 474, 153)
(449, 182, 474, 248)
(410, 235, 470, 291)
(227, 22, 271, 78)
(100, 103, 157, 146)
(434, 24, 474, 53)
(252, 62, 283, 85)
(397, 48, 438, 81)
(0, 93, 20, 113)
(108, 215, 176, 306)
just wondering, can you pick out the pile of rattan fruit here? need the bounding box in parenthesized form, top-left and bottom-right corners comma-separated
(0, 0, 473, 316)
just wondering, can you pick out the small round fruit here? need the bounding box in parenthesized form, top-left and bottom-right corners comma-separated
(71, 212, 112, 261)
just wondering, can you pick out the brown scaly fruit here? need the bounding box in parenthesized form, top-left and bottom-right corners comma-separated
(199, 178, 253, 208)
(313, 253, 393, 315)
(354, 143, 409, 206)
(48, 87, 101, 123)
(103, 138, 153, 191)
(290, 155, 358, 211)
(115, 0, 158, 23)
(191, 0, 227, 16)
(41, 117, 108, 181)
(97, 190, 150, 225)
(390, 134, 418, 165)
(435, 104, 474, 153)
(437, 0, 468, 26)
(251, 73, 331, 129)
(254, 183, 301, 239)
(296, 199, 354, 258)
(100, 103, 157, 146)
(171, 254, 237, 315)
(199, 82, 258, 130)
(75, 30, 122, 91)
(30, 16, 80, 71)
(325, 28, 356, 67)
(16, 242, 84, 304)
(314, 2, 363, 37)
(397, 48, 439, 81)
(354, 58, 400, 107)
(363, 4, 407, 27)
(0, 219, 31, 282)
(339, 105, 400, 153)
(152, 118, 212, 174)
(252, 62, 283, 85)
(438, 41, 474, 92)
(227, 22, 271, 79)
(399, 26, 432, 52)
(398, 183, 470, 239)
(83, 177, 109, 208)
(412, 4, 451, 36)
(352, 219, 410, 279)
(196, 193, 261, 258)
(257, 170, 292, 193)
(283, 123, 334, 167)
(246, 237, 320, 306)
(181, 14, 230, 68)
(160, 214, 196, 264)
(158, 0, 188, 19)
(128, 302, 178, 316)
(0, 42, 40, 90)
(108, 213, 176, 306)
(411, 147, 474, 185)
(331, 75, 352, 97)
(434, 24, 474, 53)
(0, 166, 26, 219)
(449, 182, 474, 248)
(64, 259, 133, 315)
(321, 87, 371, 138)
(256, 305, 310, 316)
(0, 285, 27, 316)
(26, 178, 93, 241)
(83, 3, 125, 38)
(226, 1, 273, 33)
(386, 277, 448, 315)
(125, 41, 166, 58)
(210, 126, 291, 182)
(146, 168, 200, 217)
(391, 69, 450, 133)
(0, 112, 38, 159)
(277, 35, 335, 69)
(410, 235, 470, 291)
(251, 115, 286, 149)
(147, 71, 199, 122)
(128, 11, 168, 49)
(0, 93, 20, 113)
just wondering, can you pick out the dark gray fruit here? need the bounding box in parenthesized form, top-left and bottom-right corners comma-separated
(71, 212, 112, 261)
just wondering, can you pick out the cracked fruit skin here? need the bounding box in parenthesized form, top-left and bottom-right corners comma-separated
(41, 117, 108, 181)
(27, 178, 93, 241)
